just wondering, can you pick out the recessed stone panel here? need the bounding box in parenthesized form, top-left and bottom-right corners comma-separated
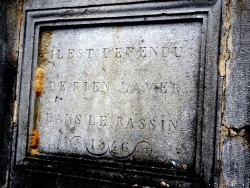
(35, 22, 202, 166)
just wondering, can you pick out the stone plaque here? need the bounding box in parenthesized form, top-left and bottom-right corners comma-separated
(14, 1, 222, 186)
(35, 22, 202, 166)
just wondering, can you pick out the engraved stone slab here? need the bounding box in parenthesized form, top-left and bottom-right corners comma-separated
(36, 22, 202, 165)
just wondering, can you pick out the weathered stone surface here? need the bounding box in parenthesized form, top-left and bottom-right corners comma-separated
(225, 0, 250, 129)
(1, 0, 249, 187)
(222, 137, 250, 187)
(0, 1, 17, 187)
(10, 0, 222, 187)
(0, 1, 8, 186)
(219, 1, 250, 188)
(23, 0, 217, 9)
(37, 22, 202, 165)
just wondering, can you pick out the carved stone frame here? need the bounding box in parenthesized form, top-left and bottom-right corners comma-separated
(13, 1, 221, 186)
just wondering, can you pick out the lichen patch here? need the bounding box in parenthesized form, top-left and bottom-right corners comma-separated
(34, 67, 45, 97)
(218, 0, 233, 87)
(31, 129, 40, 149)
(38, 30, 53, 67)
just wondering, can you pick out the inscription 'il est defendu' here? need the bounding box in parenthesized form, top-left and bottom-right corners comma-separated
(48, 41, 188, 60)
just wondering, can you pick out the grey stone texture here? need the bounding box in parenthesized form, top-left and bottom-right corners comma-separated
(0, 1, 17, 187)
(225, 0, 250, 129)
(37, 23, 201, 165)
(219, 0, 250, 187)
(13, 1, 222, 187)
(0, 1, 8, 186)
(222, 136, 250, 187)
(0, 0, 249, 187)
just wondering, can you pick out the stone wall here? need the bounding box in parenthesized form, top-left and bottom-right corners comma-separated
(0, 0, 249, 187)
(218, 0, 250, 187)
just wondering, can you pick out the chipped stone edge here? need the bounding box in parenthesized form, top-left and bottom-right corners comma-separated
(219, 0, 233, 187)
(219, 0, 250, 187)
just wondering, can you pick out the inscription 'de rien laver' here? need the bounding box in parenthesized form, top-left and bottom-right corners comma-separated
(36, 23, 202, 165)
